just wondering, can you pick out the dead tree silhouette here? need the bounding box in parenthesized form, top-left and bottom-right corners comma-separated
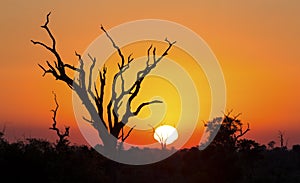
(50, 92, 70, 149)
(278, 130, 288, 149)
(31, 12, 175, 155)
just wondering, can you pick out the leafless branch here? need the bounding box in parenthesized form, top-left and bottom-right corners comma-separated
(119, 125, 136, 142)
(87, 54, 96, 97)
(107, 101, 113, 131)
(146, 45, 153, 66)
(101, 25, 125, 69)
(41, 12, 56, 50)
(83, 116, 94, 124)
(94, 66, 107, 124)
(233, 113, 242, 121)
(133, 100, 162, 116)
(235, 123, 250, 140)
(31, 40, 52, 52)
(127, 53, 134, 64)
(64, 64, 79, 71)
(38, 63, 57, 77)
(32, 12, 74, 89)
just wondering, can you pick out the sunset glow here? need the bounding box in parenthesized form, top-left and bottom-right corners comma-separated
(1, 1, 300, 149)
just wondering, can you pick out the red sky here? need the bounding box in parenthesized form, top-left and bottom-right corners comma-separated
(0, 1, 300, 148)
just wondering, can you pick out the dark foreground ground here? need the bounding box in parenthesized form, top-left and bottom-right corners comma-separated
(1, 136, 300, 183)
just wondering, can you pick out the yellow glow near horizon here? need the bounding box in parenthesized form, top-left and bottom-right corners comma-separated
(72, 39, 211, 147)
(2, 1, 300, 148)
(100, 40, 211, 146)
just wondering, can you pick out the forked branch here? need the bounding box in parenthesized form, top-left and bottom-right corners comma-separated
(118, 125, 136, 142)
(101, 25, 125, 69)
(100, 24, 175, 137)
(31, 12, 76, 88)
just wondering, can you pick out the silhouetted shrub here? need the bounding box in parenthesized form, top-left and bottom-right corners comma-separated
(292, 144, 300, 152)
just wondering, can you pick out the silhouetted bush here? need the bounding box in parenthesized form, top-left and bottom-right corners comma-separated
(292, 144, 300, 152)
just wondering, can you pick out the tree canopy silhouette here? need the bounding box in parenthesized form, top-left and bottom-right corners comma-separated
(205, 111, 250, 152)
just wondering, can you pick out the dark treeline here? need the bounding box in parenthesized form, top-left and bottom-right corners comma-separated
(1, 135, 300, 183)
(1, 115, 300, 183)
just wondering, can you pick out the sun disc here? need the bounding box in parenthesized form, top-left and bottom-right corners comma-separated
(154, 125, 178, 145)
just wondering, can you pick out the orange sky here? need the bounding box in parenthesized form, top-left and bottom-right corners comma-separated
(0, 1, 300, 148)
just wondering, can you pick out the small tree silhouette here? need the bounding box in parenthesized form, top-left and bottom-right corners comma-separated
(31, 13, 175, 154)
(267, 140, 276, 150)
(292, 144, 300, 152)
(49, 92, 70, 149)
(206, 111, 250, 151)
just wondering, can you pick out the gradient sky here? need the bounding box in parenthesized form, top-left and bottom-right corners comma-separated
(0, 1, 299, 148)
